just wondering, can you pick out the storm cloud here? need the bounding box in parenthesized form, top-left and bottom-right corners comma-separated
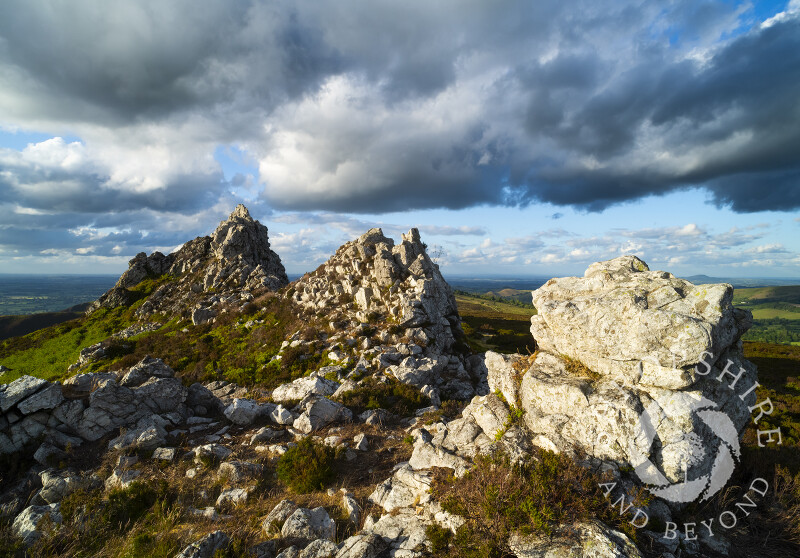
(0, 0, 798, 263)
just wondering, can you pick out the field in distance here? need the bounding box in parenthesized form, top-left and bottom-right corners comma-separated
(455, 291, 536, 354)
(733, 286, 800, 345)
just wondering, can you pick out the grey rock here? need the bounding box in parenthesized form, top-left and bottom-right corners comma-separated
(408, 441, 469, 476)
(275, 547, 300, 558)
(353, 433, 369, 451)
(484, 351, 526, 406)
(224, 398, 263, 426)
(12, 503, 62, 546)
(119, 356, 174, 387)
(272, 376, 340, 403)
(464, 392, 511, 440)
(262, 499, 297, 534)
(293, 397, 352, 433)
(0, 375, 47, 413)
(62, 372, 117, 397)
(508, 520, 643, 557)
(363, 509, 432, 557)
(90, 205, 288, 317)
(216, 487, 250, 508)
(117, 455, 138, 467)
(250, 426, 284, 444)
(33, 443, 66, 466)
(135, 377, 187, 415)
(108, 418, 168, 452)
(420, 385, 440, 407)
(39, 470, 87, 504)
(218, 460, 264, 483)
(334, 533, 388, 558)
(52, 399, 85, 429)
(174, 530, 229, 558)
(298, 539, 338, 558)
(17, 383, 64, 414)
(369, 464, 433, 512)
(193, 443, 232, 464)
(152, 447, 178, 461)
(187, 382, 223, 414)
(281, 507, 336, 543)
(341, 490, 360, 526)
(270, 404, 295, 425)
(192, 306, 217, 325)
(105, 468, 141, 491)
(530, 256, 747, 389)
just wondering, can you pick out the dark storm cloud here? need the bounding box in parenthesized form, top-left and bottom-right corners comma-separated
(0, 0, 798, 264)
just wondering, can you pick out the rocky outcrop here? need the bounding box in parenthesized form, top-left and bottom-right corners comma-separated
(530, 255, 750, 390)
(516, 256, 757, 504)
(0, 357, 192, 458)
(89, 204, 288, 319)
(289, 227, 474, 400)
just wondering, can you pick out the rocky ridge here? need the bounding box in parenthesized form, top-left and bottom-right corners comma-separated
(0, 209, 766, 558)
(89, 204, 288, 322)
(287, 227, 475, 401)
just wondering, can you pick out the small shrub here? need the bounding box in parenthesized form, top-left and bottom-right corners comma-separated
(104, 481, 164, 531)
(337, 376, 429, 416)
(425, 524, 453, 554)
(277, 438, 335, 493)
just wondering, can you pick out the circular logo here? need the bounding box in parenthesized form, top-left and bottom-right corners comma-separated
(628, 392, 741, 503)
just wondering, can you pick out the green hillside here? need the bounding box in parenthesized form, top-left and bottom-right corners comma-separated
(455, 292, 536, 354)
(733, 286, 800, 345)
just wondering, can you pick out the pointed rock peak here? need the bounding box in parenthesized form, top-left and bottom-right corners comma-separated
(357, 228, 391, 247)
(229, 204, 252, 221)
(89, 203, 288, 316)
(401, 228, 422, 245)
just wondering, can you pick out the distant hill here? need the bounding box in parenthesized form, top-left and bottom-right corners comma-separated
(0, 303, 91, 341)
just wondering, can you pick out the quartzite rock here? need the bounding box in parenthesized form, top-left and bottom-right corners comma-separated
(530, 256, 749, 390)
(16, 383, 64, 415)
(280, 507, 336, 543)
(0, 376, 47, 413)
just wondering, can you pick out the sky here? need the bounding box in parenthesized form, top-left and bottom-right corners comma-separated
(0, 0, 799, 279)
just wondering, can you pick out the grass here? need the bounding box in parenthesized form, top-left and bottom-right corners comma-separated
(741, 342, 800, 451)
(733, 286, 800, 345)
(456, 294, 536, 354)
(732, 286, 800, 305)
(750, 307, 800, 320)
(0, 287, 319, 389)
(428, 450, 641, 557)
(0, 308, 138, 383)
(454, 294, 537, 317)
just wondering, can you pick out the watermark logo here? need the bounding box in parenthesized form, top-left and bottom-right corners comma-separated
(628, 392, 740, 503)
(599, 350, 782, 543)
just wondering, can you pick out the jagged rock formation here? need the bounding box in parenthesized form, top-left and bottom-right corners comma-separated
(289, 227, 475, 400)
(89, 204, 288, 320)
